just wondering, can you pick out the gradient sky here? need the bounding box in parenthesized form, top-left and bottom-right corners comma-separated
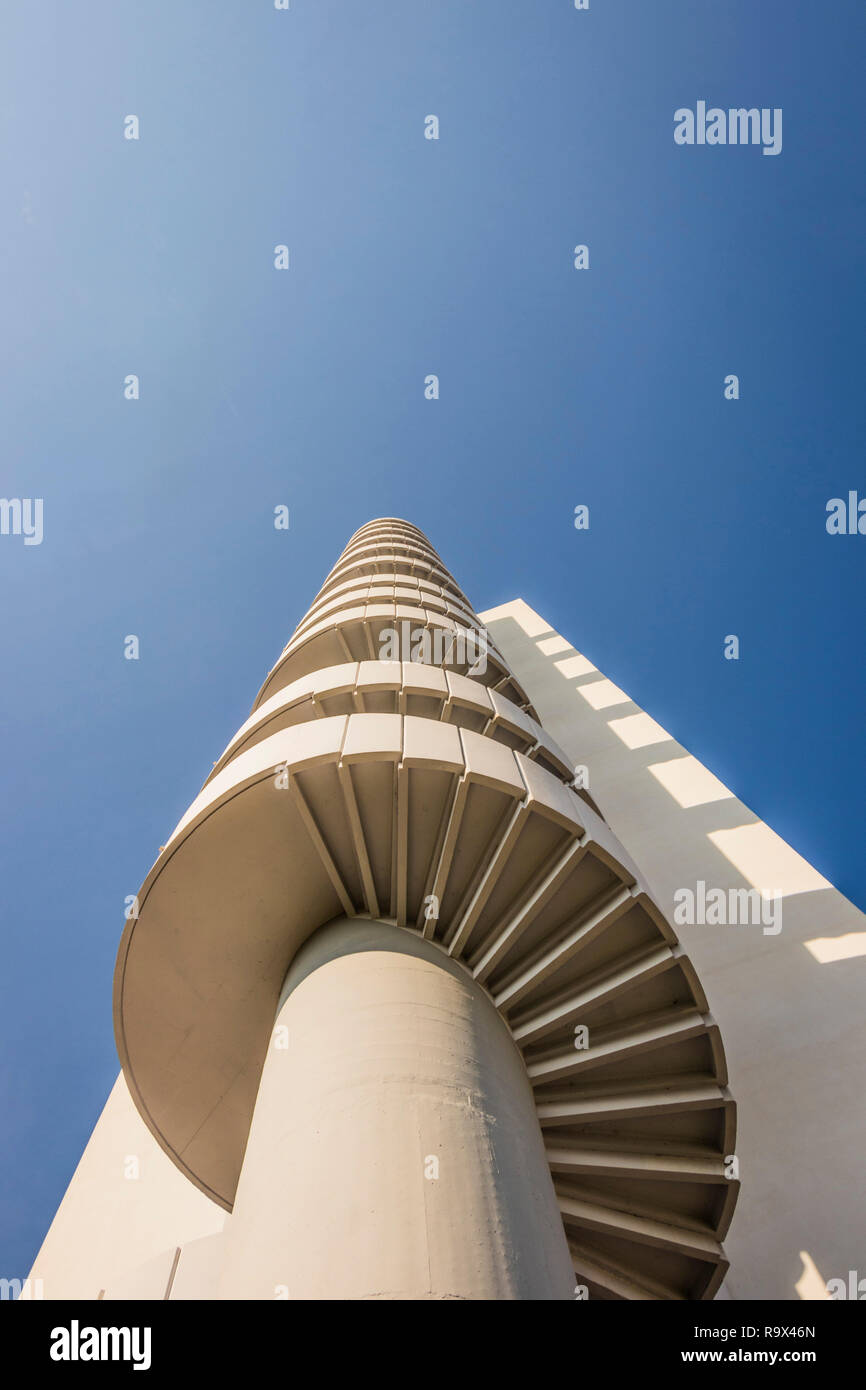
(1, 1, 864, 1280)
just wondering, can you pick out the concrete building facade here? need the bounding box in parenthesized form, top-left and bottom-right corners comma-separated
(28, 518, 857, 1300)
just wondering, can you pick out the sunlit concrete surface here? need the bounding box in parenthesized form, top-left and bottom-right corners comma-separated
(555, 654, 598, 679)
(647, 756, 734, 810)
(708, 823, 832, 899)
(608, 712, 674, 750)
(804, 933, 866, 965)
(794, 1253, 832, 1302)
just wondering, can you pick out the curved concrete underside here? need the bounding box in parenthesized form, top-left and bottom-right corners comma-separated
(114, 518, 739, 1299)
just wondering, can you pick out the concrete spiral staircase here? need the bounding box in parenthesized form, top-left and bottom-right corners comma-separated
(114, 518, 738, 1300)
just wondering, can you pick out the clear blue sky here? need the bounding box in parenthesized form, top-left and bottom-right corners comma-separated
(1, 1, 864, 1279)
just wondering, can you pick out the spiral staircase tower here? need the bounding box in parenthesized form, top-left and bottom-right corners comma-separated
(113, 518, 739, 1300)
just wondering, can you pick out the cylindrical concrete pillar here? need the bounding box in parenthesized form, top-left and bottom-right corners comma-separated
(217, 918, 575, 1300)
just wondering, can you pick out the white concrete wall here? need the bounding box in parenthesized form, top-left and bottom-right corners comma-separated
(24, 1074, 226, 1300)
(481, 599, 866, 1302)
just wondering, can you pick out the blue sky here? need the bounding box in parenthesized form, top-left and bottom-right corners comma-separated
(1, 1, 864, 1279)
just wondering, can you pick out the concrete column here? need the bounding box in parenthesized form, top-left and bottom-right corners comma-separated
(217, 918, 575, 1300)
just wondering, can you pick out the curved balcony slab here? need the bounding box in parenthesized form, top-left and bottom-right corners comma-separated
(208, 661, 577, 789)
(314, 551, 469, 605)
(253, 601, 536, 716)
